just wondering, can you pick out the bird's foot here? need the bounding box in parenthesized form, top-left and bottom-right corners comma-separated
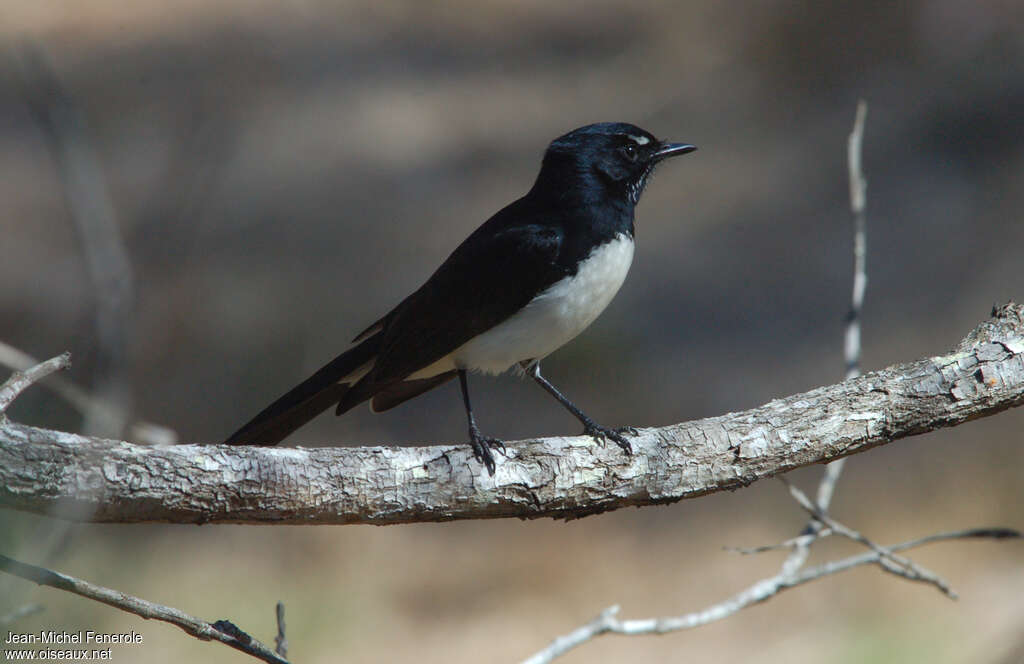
(468, 427, 506, 475)
(581, 419, 634, 455)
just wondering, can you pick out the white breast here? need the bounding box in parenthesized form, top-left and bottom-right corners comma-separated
(412, 233, 635, 377)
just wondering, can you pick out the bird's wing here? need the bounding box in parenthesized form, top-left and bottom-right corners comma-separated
(351, 207, 567, 393)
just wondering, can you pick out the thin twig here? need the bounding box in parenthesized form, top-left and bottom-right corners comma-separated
(274, 601, 288, 658)
(726, 528, 833, 555)
(782, 478, 957, 598)
(814, 100, 870, 517)
(845, 99, 869, 382)
(785, 102, 870, 599)
(0, 353, 71, 414)
(519, 527, 1019, 664)
(791, 527, 1020, 584)
(811, 455, 846, 522)
(0, 342, 92, 414)
(0, 553, 289, 664)
(0, 342, 176, 444)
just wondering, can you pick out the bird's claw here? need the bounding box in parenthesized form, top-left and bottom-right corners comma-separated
(582, 421, 634, 455)
(469, 430, 507, 475)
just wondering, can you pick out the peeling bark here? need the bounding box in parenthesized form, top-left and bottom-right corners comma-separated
(1, 304, 1022, 526)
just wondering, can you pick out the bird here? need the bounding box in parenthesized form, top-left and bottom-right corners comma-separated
(224, 122, 696, 474)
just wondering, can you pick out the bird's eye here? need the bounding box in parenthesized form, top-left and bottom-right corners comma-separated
(620, 144, 639, 162)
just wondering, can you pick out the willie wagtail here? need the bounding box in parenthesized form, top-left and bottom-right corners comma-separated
(225, 122, 696, 474)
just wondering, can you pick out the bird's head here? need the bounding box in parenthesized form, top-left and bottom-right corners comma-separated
(537, 122, 696, 206)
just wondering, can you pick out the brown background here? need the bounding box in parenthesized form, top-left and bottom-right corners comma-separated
(1, 1, 1022, 662)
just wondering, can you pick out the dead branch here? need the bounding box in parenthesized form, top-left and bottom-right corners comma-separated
(518, 526, 1020, 664)
(0, 303, 1021, 526)
(0, 554, 289, 664)
(0, 342, 176, 444)
(780, 478, 956, 597)
(0, 353, 71, 412)
(814, 98, 870, 512)
(274, 601, 288, 658)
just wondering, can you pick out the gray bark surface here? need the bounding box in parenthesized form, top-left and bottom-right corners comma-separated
(1, 304, 1021, 526)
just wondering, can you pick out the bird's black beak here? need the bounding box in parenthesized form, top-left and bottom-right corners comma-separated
(653, 142, 697, 162)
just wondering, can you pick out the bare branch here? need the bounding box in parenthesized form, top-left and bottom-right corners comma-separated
(274, 601, 288, 658)
(0, 304, 1022, 525)
(0, 342, 177, 444)
(0, 343, 90, 413)
(781, 478, 957, 597)
(845, 99, 869, 383)
(0, 554, 289, 664)
(0, 353, 71, 413)
(521, 605, 623, 664)
(787, 527, 1019, 585)
(519, 527, 1020, 664)
(726, 528, 833, 555)
(815, 99, 871, 517)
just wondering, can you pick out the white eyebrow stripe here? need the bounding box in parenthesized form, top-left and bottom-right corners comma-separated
(626, 134, 650, 145)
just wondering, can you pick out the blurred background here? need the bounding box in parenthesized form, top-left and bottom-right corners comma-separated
(1, 1, 1022, 662)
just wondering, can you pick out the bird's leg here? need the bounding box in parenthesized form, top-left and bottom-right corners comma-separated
(524, 362, 634, 454)
(458, 369, 505, 475)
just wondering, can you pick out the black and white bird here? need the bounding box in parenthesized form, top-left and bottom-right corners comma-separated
(225, 122, 696, 473)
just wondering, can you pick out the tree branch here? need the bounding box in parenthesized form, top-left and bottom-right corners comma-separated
(0, 341, 177, 444)
(518, 527, 1020, 664)
(0, 554, 289, 664)
(781, 478, 957, 598)
(0, 352, 70, 413)
(274, 601, 288, 658)
(813, 98, 871, 515)
(0, 303, 1022, 526)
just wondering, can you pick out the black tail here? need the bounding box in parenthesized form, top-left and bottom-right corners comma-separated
(224, 334, 382, 445)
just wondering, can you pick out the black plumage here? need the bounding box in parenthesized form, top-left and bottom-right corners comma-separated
(224, 122, 695, 474)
